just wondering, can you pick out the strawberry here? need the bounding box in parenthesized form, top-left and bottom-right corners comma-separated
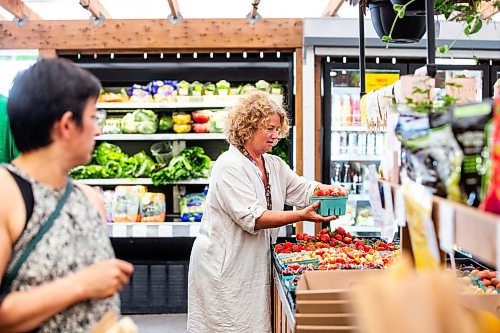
(343, 237, 352, 244)
(363, 245, 372, 252)
(274, 244, 283, 253)
(337, 227, 346, 235)
(335, 234, 343, 241)
(296, 233, 304, 241)
(320, 234, 330, 243)
(283, 242, 293, 250)
(303, 234, 310, 242)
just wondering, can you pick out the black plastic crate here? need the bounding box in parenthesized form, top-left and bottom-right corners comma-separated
(120, 260, 189, 314)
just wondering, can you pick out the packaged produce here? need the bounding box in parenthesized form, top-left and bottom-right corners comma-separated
(130, 151, 156, 178)
(177, 80, 190, 96)
(158, 115, 173, 132)
(140, 192, 166, 222)
(172, 112, 191, 125)
(102, 117, 122, 134)
(229, 85, 242, 95)
(451, 101, 493, 206)
(151, 80, 177, 102)
(255, 80, 270, 92)
(112, 186, 147, 222)
(191, 110, 213, 124)
(99, 88, 129, 103)
(173, 124, 192, 133)
(203, 82, 216, 95)
(241, 83, 257, 94)
(121, 109, 158, 134)
(179, 191, 207, 222)
(270, 82, 283, 95)
(150, 141, 173, 165)
(128, 84, 153, 102)
(103, 190, 114, 222)
(210, 110, 228, 133)
(190, 81, 203, 97)
(216, 80, 230, 96)
(192, 123, 211, 133)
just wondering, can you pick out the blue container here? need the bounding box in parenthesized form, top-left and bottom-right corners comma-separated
(310, 195, 348, 216)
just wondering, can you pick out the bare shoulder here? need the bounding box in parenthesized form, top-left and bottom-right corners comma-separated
(0, 168, 25, 259)
(74, 181, 106, 221)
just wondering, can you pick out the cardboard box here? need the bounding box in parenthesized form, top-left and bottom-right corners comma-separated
(295, 325, 357, 333)
(295, 313, 355, 326)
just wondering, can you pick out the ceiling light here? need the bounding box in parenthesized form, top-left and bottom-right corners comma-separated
(144, 53, 148, 59)
(160, 53, 164, 59)
(193, 52, 197, 59)
(226, 52, 230, 59)
(327, 56, 331, 63)
(276, 51, 280, 58)
(436, 58, 478, 65)
(177, 53, 181, 59)
(392, 57, 396, 64)
(210, 52, 214, 59)
(243, 52, 247, 59)
(260, 52, 264, 59)
(110, 53, 114, 60)
(376, 57, 380, 64)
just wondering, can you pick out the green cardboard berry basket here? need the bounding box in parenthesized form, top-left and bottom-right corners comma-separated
(310, 195, 348, 216)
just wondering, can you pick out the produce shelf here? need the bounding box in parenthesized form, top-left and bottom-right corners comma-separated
(95, 133, 226, 141)
(107, 222, 202, 238)
(79, 178, 210, 186)
(96, 95, 283, 110)
(331, 125, 388, 133)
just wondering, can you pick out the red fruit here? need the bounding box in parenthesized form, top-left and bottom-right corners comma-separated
(363, 245, 372, 252)
(319, 228, 329, 235)
(337, 227, 346, 235)
(296, 233, 304, 241)
(315, 189, 326, 196)
(388, 246, 395, 251)
(343, 237, 352, 244)
(303, 234, 310, 241)
(483, 280, 491, 287)
(283, 242, 293, 250)
(338, 241, 346, 247)
(471, 269, 480, 275)
(320, 234, 330, 243)
(335, 234, 343, 241)
(355, 240, 364, 247)
(377, 246, 387, 251)
(274, 244, 283, 252)
(357, 246, 364, 251)
(479, 273, 489, 281)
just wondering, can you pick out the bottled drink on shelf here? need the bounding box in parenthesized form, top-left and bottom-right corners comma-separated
(341, 94, 352, 126)
(353, 162, 363, 194)
(342, 163, 352, 192)
(348, 132, 357, 154)
(332, 94, 342, 126)
(332, 131, 340, 156)
(339, 132, 348, 154)
(358, 132, 367, 155)
(366, 133, 376, 156)
(375, 133, 385, 155)
(350, 95, 361, 126)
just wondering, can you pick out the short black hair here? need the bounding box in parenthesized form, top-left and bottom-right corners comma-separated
(7, 58, 101, 152)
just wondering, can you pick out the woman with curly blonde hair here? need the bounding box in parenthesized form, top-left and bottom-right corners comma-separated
(187, 91, 342, 333)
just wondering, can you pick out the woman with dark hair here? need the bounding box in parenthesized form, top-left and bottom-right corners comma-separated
(187, 91, 343, 333)
(0, 59, 133, 332)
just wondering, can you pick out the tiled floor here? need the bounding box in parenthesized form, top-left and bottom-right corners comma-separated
(129, 314, 187, 333)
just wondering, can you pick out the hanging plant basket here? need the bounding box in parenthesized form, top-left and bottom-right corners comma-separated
(390, 0, 426, 16)
(369, 0, 426, 43)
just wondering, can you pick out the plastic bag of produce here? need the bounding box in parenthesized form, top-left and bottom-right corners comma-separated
(102, 117, 122, 134)
(203, 82, 216, 96)
(451, 101, 493, 207)
(128, 84, 153, 102)
(121, 109, 158, 134)
(151, 80, 177, 102)
(140, 192, 165, 222)
(190, 81, 203, 97)
(192, 110, 213, 124)
(150, 141, 174, 165)
(210, 110, 228, 133)
(179, 190, 207, 222)
(172, 112, 191, 125)
(158, 115, 173, 132)
(192, 123, 211, 133)
(103, 190, 114, 222)
(177, 80, 190, 96)
(216, 80, 230, 96)
(112, 186, 146, 222)
(255, 80, 270, 92)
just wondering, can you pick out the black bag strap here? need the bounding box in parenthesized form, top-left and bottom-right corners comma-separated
(0, 179, 74, 300)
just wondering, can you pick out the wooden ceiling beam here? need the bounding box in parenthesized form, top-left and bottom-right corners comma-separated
(79, 0, 110, 20)
(0, 19, 303, 50)
(323, 0, 345, 16)
(481, 1, 499, 19)
(167, 0, 181, 18)
(0, 0, 42, 21)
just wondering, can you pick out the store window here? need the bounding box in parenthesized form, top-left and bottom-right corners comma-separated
(0, 50, 38, 96)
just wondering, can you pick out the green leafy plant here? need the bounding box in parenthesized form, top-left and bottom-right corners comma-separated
(402, 81, 461, 114)
(381, 0, 499, 52)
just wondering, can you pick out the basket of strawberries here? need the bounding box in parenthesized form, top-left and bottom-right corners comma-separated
(310, 185, 349, 216)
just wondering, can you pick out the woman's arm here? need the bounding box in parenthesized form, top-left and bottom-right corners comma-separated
(254, 201, 337, 230)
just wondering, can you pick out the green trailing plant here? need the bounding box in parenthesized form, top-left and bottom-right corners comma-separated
(380, 0, 499, 53)
(402, 81, 462, 114)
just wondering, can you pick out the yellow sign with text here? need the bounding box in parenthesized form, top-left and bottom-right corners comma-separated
(365, 73, 400, 93)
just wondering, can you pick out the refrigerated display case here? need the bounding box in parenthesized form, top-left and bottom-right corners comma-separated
(491, 65, 500, 97)
(409, 63, 490, 101)
(62, 52, 296, 313)
(322, 59, 408, 235)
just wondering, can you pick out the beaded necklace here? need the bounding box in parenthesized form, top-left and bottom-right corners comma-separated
(238, 147, 272, 210)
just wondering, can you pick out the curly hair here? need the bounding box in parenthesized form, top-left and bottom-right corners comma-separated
(224, 91, 290, 147)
